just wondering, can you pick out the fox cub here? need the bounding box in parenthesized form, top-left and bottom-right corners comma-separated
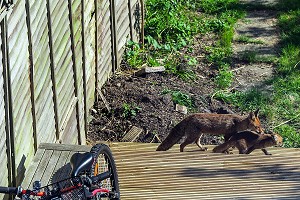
(212, 130, 283, 155)
(156, 109, 262, 152)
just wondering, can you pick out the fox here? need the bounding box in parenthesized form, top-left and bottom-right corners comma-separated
(156, 109, 263, 152)
(212, 130, 283, 155)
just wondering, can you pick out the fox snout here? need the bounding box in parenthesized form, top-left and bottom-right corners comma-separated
(256, 126, 263, 134)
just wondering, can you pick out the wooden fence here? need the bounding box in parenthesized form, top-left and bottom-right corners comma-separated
(0, 0, 143, 193)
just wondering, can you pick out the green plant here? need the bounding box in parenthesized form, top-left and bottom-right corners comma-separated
(124, 41, 144, 69)
(162, 89, 194, 108)
(275, 125, 300, 148)
(241, 51, 257, 63)
(122, 103, 141, 119)
(215, 64, 233, 89)
(164, 53, 196, 80)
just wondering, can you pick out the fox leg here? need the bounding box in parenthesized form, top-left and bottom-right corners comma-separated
(195, 134, 208, 151)
(236, 141, 248, 154)
(261, 148, 272, 155)
(244, 146, 255, 154)
(180, 135, 199, 152)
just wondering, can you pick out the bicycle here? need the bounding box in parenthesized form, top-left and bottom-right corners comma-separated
(0, 143, 120, 200)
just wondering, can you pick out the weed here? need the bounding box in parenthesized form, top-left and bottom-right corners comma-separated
(214, 89, 270, 112)
(241, 51, 257, 63)
(162, 89, 194, 108)
(124, 41, 144, 69)
(122, 103, 141, 119)
(164, 53, 196, 80)
(278, 9, 300, 46)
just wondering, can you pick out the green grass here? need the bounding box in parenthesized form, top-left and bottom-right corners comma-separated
(236, 35, 265, 44)
(214, 0, 300, 147)
(240, 51, 278, 64)
(214, 64, 234, 89)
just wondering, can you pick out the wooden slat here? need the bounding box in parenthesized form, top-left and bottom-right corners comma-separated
(22, 148, 45, 188)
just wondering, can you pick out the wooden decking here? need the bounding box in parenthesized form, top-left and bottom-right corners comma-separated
(23, 142, 300, 199)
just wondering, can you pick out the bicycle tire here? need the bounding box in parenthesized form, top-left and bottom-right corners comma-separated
(89, 143, 120, 200)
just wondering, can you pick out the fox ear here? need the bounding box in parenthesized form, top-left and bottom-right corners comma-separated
(249, 111, 255, 120)
(271, 134, 278, 142)
(254, 108, 259, 117)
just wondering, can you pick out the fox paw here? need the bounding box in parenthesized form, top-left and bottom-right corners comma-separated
(200, 147, 208, 151)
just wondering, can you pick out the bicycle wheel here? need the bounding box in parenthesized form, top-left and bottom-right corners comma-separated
(89, 143, 120, 200)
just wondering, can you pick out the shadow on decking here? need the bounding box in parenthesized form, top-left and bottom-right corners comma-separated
(50, 163, 72, 183)
(180, 163, 300, 196)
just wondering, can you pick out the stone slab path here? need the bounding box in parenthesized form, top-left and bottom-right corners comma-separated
(232, 0, 280, 91)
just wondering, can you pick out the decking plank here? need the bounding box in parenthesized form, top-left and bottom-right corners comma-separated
(22, 148, 45, 188)
(28, 150, 54, 187)
(22, 143, 300, 199)
(40, 150, 61, 185)
(49, 150, 72, 184)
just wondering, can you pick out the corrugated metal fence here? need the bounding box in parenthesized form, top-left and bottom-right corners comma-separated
(0, 0, 142, 193)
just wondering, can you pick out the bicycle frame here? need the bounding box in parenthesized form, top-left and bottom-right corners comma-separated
(0, 143, 120, 200)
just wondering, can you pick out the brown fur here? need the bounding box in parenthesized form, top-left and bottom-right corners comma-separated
(156, 109, 262, 152)
(212, 131, 283, 155)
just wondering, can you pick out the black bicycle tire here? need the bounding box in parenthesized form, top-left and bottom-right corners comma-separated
(89, 143, 120, 200)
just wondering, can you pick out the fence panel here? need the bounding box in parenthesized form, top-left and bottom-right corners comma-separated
(130, 0, 142, 42)
(27, 0, 56, 146)
(49, 0, 78, 143)
(6, 0, 35, 184)
(0, 0, 142, 188)
(96, 0, 113, 88)
(115, 0, 130, 68)
(83, 1, 96, 111)
(70, 0, 86, 143)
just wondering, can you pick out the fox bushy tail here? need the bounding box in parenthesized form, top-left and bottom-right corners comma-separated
(156, 122, 185, 151)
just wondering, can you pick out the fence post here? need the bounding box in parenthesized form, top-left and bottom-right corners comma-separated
(81, 0, 88, 140)
(94, 0, 99, 102)
(1, 16, 16, 190)
(128, 0, 133, 41)
(110, 0, 117, 72)
(67, 0, 83, 145)
(25, 0, 38, 152)
(46, 0, 60, 142)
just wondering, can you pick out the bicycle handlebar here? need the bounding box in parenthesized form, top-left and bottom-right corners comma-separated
(0, 186, 18, 194)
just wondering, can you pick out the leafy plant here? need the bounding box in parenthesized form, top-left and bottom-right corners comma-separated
(164, 53, 196, 80)
(162, 89, 194, 108)
(124, 41, 144, 69)
(122, 103, 141, 119)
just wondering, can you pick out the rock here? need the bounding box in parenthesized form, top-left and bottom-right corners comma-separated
(175, 104, 188, 114)
(135, 66, 165, 76)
